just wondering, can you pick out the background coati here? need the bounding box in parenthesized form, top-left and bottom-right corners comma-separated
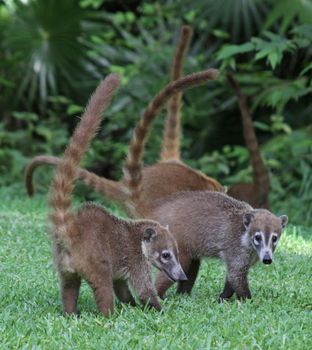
(159, 38, 270, 208)
(49, 74, 186, 316)
(25, 68, 222, 217)
(226, 72, 270, 209)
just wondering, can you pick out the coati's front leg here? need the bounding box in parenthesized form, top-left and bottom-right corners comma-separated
(176, 259, 200, 295)
(60, 272, 81, 315)
(155, 272, 175, 299)
(113, 279, 136, 306)
(219, 276, 235, 301)
(226, 263, 252, 300)
(88, 265, 115, 316)
(128, 268, 161, 311)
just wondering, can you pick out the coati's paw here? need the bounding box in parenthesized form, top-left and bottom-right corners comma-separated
(236, 292, 252, 301)
(149, 300, 162, 312)
(218, 293, 232, 303)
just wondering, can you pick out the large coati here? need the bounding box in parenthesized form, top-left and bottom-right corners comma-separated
(144, 191, 288, 300)
(25, 67, 223, 217)
(48, 74, 186, 316)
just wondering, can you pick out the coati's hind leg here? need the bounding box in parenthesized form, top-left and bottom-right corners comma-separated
(60, 272, 81, 315)
(219, 276, 235, 302)
(113, 280, 136, 306)
(176, 259, 200, 295)
(88, 265, 115, 316)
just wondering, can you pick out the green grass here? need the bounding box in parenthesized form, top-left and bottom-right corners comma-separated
(1, 185, 311, 349)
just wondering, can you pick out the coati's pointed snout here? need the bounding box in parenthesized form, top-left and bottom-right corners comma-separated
(262, 254, 272, 264)
(177, 268, 188, 281)
(163, 264, 187, 282)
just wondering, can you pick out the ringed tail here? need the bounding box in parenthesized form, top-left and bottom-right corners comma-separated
(227, 72, 270, 196)
(25, 155, 127, 202)
(161, 25, 193, 161)
(49, 74, 121, 246)
(124, 69, 219, 205)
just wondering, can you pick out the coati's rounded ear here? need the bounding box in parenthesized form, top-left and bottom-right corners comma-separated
(279, 215, 288, 229)
(243, 212, 254, 229)
(143, 228, 156, 242)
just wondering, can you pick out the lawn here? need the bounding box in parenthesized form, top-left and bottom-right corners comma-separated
(0, 185, 311, 349)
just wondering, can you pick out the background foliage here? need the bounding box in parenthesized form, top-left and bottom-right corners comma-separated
(0, 0, 311, 225)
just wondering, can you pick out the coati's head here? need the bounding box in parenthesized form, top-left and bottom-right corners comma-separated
(141, 223, 187, 282)
(243, 209, 288, 264)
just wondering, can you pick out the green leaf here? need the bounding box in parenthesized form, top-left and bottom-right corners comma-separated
(66, 104, 84, 115)
(12, 112, 38, 122)
(267, 51, 279, 69)
(253, 121, 270, 131)
(212, 29, 230, 39)
(300, 62, 312, 76)
(264, 0, 312, 33)
(217, 42, 254, 60)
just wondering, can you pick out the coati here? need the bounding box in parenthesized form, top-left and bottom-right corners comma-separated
(49, 74, 186, 316)
(25, 67, 223, 216)
(143, 191, 288, 300)
(124, 131, 288, 300)
(226, 72, 270, 209)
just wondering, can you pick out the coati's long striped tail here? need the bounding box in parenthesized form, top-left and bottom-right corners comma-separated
(160, 25, 193, 161)
(124, 69, 219, 204)
(226, 72, 270, 195)
(25, 155, 127, 202)
(49, 74, 121, 246)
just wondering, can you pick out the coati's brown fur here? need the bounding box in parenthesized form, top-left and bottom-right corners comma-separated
(25, 69, 223, 216)
(226, 72, 270, 209)
(122, 69, 221, 215)
(49, 74, 186, 316)
(160, 25, 193, 161)
(142, 191, 288, 300)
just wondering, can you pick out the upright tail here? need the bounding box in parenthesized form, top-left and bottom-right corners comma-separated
(25, 155, 127, 202)
(49, 74, 121, 246)
(123, 69, 219, 205)
(160, 25, 193, 161)
(226, 72, 270, 196)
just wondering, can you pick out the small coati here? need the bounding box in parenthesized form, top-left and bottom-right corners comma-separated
(226, 72, 270, 209)
(143, 191, 288, 300)
(25, 67, 223, 217)
(49, 74, 186, 316)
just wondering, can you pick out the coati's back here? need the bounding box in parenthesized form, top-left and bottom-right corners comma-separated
(146, 191, 252, 257)
(132, 162, 224, 216)
(73, 202, 134, 273)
